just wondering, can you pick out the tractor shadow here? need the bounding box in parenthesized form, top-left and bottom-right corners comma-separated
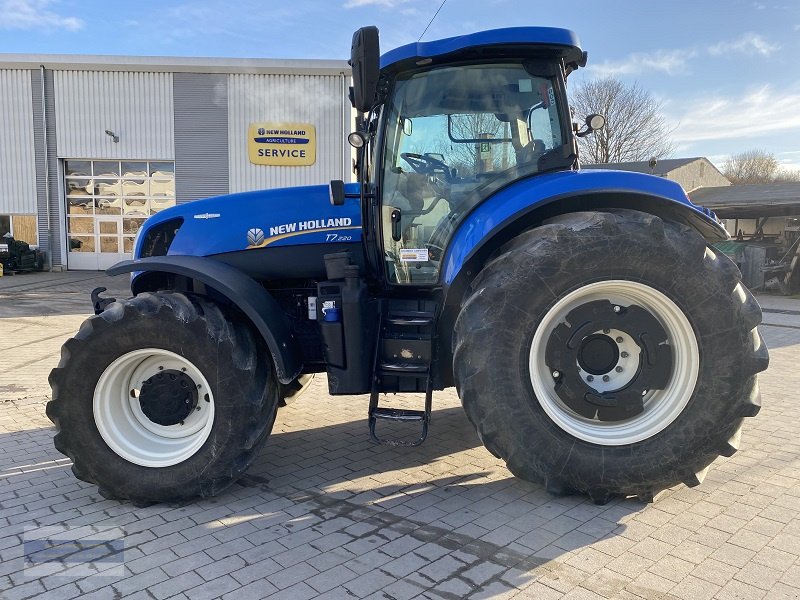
(0, 400, 644, 598)
(232, 401, 643, 596)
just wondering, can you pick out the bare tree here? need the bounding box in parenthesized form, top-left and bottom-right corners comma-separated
(570, 77, 674, 163)
(774, 169, 800, 183)
(721, 149, 800, 184)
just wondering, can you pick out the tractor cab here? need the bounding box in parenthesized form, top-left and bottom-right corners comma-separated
(347, 26, 587, 286)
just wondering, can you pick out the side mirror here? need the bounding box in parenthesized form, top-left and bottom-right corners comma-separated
(329, 180, 345, 206)
(349, 26, 380, 113)
(401, 117, 413, 136)
(576, 113, 606, 137)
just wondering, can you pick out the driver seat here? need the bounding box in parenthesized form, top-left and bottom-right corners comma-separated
(516, 139, 546, 168)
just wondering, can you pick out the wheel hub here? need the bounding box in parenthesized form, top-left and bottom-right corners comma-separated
(138, 370, 198, 426)
(545, 299, 672, 422)
(577, 334, 619, 375)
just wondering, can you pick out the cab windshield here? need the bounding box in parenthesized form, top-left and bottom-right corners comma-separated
(380, 62, 566, 284)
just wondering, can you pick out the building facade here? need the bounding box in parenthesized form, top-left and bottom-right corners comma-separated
(0, 54, 352, 270)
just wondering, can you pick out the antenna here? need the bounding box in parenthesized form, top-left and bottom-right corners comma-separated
(418, 0, 447, 41)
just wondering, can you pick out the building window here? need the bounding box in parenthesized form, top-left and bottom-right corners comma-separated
(0, 215, 10, 239)
(65, 160, 175, 254)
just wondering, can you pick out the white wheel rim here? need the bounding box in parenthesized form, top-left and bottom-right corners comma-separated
(93, 349, 215, 467)
(529, 280, 699, 446)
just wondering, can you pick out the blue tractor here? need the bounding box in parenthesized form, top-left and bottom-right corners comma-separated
(49, 26, 768, 505)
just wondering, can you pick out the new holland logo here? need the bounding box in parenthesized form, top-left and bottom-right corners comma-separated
(247, 228, 265, 246)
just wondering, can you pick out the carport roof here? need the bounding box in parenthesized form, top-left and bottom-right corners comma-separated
(689, 183, 800, 218)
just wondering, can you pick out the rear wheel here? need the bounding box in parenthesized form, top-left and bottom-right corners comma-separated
(453, 210, 768, 503)
(48, 292, 279, 504)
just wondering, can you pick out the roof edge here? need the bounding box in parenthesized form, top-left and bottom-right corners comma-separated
(0, 53, 350, 76)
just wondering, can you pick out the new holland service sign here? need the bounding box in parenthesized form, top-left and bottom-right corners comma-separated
(248, 123, 316, 166)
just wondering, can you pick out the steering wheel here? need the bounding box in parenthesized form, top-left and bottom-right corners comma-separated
(400, 153, 453, 181)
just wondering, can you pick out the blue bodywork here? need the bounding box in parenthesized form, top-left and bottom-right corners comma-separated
(134, 183, 362, 260)
(380, 27, 583, 71)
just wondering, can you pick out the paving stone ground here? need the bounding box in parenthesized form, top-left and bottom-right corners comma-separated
(0, 271, 798, 599)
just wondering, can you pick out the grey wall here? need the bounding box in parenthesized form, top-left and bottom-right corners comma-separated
(0, 69, 37, 214)
(173, 73, 229, 203)
(53, 71, 174, 160)
(227, 72, 349, 193)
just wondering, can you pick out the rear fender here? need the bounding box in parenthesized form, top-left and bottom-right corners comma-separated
(443, 170, 726, 290)
(107, 255, 302, 384)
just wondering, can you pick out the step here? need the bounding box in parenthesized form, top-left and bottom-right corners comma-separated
(378, 362, 428, 374)
(385, 314, 434, 326)
(371, 407, 427, 422)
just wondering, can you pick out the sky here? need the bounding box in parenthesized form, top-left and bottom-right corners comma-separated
(1, 0, 799, 172)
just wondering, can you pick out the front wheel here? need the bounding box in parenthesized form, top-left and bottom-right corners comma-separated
(453, 210, 769, 503)
(48, 292, 279, 504)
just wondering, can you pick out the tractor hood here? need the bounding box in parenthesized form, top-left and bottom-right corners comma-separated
(134, 183, 362, 259)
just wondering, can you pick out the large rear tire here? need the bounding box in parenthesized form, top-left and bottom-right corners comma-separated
(453, 210, 768, 503)
(48, 292, 279, 504)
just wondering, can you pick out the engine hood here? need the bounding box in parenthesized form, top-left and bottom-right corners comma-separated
(135, 183, 362, 258)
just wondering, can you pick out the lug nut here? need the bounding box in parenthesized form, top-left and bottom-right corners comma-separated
(603, 328, 610, 334)
(621, 351, 629, 358)
(613, 305, 621, 313)
(587, 375, 594, 382)
(615, 366, 623, 373)
(616, 336, 623, 343)
(158, 366, 163, 370)
(552, 370, 560, 378)
(602, 375, 610, 382)
(641, 390, 648, 396)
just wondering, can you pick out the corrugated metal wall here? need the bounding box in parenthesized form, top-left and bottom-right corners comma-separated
(30, 69, 49, 257)
(53, 71, 174, 160)
(30, 69, 63, 266)
(228, 73, 348, 193)
(174, 73, 229, 203)
(0, 70, 38, 214)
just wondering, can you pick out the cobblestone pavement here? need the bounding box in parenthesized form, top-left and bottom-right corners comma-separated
(0, 272, 798, 599)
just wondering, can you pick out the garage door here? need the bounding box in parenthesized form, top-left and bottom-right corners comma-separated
(65, 160, 175, 270)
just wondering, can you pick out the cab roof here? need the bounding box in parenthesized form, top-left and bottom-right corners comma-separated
(380, 27, 585, 73)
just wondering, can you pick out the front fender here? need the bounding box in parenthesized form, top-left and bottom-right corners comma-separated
(442, 169, 727, 286)
(107, 255, 302, 384)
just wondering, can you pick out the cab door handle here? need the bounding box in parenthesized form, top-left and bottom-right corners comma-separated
(390, 209, 402, 241)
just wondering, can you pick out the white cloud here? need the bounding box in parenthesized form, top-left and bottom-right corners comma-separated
(589, 49, 696, 77)
(671, 85, 800, 144)
(708, 32, 780, 57)
(0, 0, 83, 31)
(587, 31, 779, 80)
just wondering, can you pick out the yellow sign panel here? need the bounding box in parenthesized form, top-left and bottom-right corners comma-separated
(248, 122, 316, 166)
